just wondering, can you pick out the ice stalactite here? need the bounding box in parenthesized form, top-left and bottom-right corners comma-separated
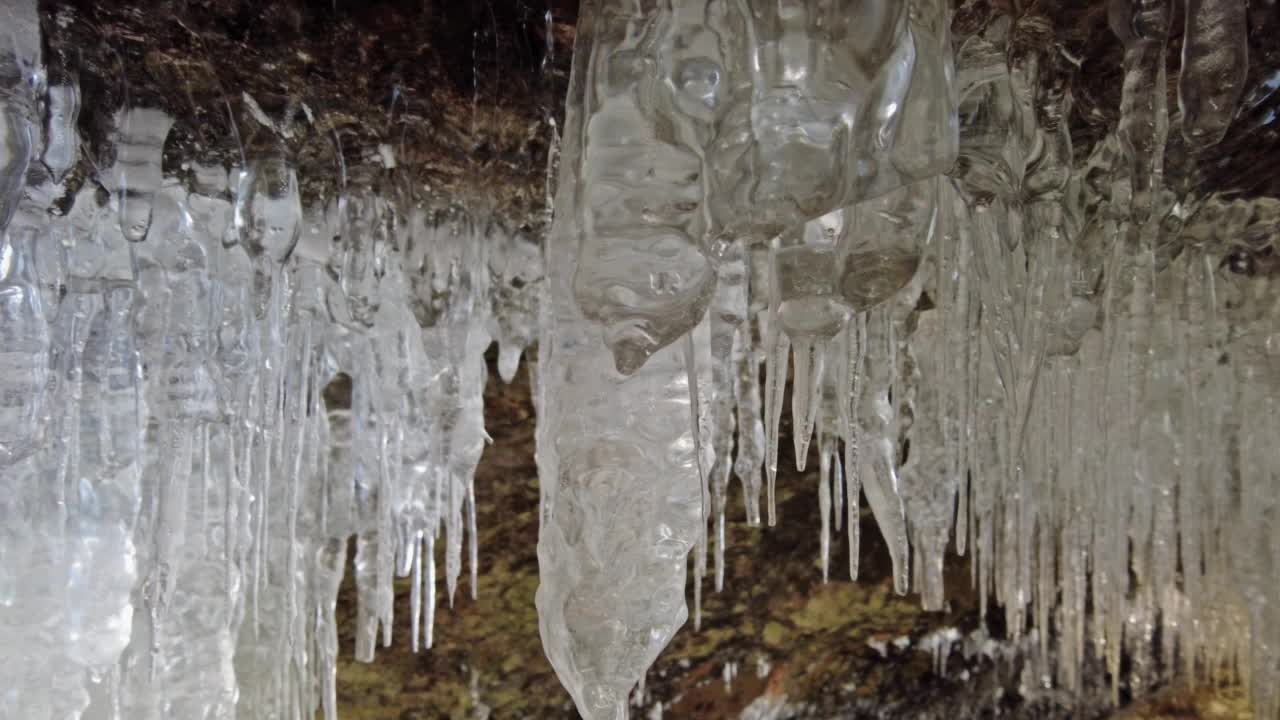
(731, 249, 768, 530)
(708, 238, 748, 591)
(1111, 0, 1171, 223)
(535, 2, 714, 716)
(1178, 0, 1248, 147)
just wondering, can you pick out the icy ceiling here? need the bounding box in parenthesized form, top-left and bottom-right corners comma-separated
(1, 1, 1279, 720)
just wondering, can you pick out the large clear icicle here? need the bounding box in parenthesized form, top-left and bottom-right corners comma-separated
(684, 330, 711, 630)
(566, 10, 716, 375)
(1177, 0, 1248, 147)
(535, 2, 714, 715)
(0, 3, 46, 466)
(790, 335, 825, 472)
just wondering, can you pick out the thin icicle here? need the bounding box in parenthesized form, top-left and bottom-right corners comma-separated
(733, 320, 765, 527)
(843, 314, 867, 581)
(424, 530, 437, 650)
(763, 324, 789, 528)
(467, 474, 479, 602)
(683, 332, 709, 630)
(410, 533, 423, 654)
(817, 436, 832, 584)
(790, 337, 824, 472)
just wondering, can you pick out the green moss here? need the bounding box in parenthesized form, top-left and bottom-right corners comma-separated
(793, 585, 867, 632)
(762, 621, 791, 647)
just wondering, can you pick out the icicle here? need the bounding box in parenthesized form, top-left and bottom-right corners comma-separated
(498, 344, 522, 383)
(817, 433, 832, 584)
(901, 310, 957, 611)
(708, 238, 748, 591)
(424, 530, 437, 650)
(535, 4, 712, 715)
(763, 323, 790, 528)
(842, 314, 867, 581)
(790, 336, 824, 472)
(1178, 0, 1248, 146)
(0, 229, 51, 466)
(1111, 0, 1170, 223)
(43, 81, 80, 183)
(410, 532, 423, 654)
(858, 306, 910, 595)
(466, 472, 479, 602)
(0, 4, 37, 234)
(107, 109, 173, 242)
(732, 320, 765, 527)
(684, 331, 709, 630)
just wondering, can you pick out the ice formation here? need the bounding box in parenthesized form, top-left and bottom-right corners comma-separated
(1, 0, 1279, 719)
(0, 1, 548, 714)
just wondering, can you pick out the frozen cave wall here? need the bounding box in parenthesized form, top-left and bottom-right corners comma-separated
(1, 0, 1279, 719)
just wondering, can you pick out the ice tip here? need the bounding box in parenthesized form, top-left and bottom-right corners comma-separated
(610, 338, 654, 376)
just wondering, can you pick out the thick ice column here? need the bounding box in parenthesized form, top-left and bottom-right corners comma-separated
(1178, 0, 1248, 146)
(566, 0, 726, 377)
(0, 0, 39, 233)
(536, 318, 703, 720)
(535, 3, 709, 716)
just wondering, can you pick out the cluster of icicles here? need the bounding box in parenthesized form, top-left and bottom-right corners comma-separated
(0, 6, 542, 717)
(536, 0, 1279, 719)
(1, 0, 1279, 719)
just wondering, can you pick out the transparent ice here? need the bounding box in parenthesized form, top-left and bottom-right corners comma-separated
(0, 1, 1278, 719)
